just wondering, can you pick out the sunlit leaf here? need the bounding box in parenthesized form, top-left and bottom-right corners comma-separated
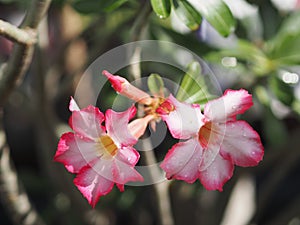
(205, 40, 274, 76)
(150, 0, 171, 19)
(148, 73, 165, 97)
(269, 76, 294, 106)
(266, 11, 300, 65)
(72, 0, 128, 14)
(176, 61, 214, 105)
(255, 85, 270, 107)
(186, 0, 235, 36)
(172, 0, 202, 30)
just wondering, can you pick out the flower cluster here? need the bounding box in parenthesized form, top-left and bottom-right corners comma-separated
(54, 70, 264, 207)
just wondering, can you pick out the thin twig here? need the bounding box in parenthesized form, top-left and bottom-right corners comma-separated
(0, 136, 46, 225)
(128, 3, 175, 225)
(30, 18, 111, 225)
(0, 0, 52, 107)
(0, 19, 36, 45)
(0, 0, 52, 224)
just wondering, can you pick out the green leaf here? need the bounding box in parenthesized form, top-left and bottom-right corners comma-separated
(263, 107, 288, 148)
(205, 40, 274, 76)
(147, 73, 165, 97)
(254, 85, 270, 107)
(151, 0, 171, 19)
(292, 100, 300, 116)
(0, 0, 31, 7)
(265, 11, 300, 65)
(176, 61, 214, 104)
(269, 75, 294, 106)
(72, 0, 128, 14)
(186, 0, 235, 36)
(104, 0, 128, 12)
(0, 0, 16, 3)
(172, 0, 202, 30)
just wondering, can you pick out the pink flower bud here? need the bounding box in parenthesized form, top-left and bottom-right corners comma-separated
(103, 70, 154, 105)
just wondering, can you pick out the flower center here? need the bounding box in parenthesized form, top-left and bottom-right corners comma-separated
(198, 122, 213, 148)
(98, 135, 118, 156)
(155, 98, 175, 115)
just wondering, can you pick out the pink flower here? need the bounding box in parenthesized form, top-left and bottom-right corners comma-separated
(158, 89, 264, 191)
(102, 70, 154, 105)
(54, 98, 143, 207)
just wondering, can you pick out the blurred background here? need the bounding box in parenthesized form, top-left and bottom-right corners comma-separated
(0, 0, 300, 225)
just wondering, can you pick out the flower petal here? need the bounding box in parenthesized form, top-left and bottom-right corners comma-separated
(69, 97, 80, 111)
(128, 115, 154, 139)
(220, 121, 264, 167)
(74, 166, 114, 208)
(159, 95, 204, 139)
(116, 146, 140, 166)
(54, 132, 98, 173)
(204, 89, 253, 122)
(105, 105, 137, 146)
(103, 70, 153, 105)
(112, 158, 144, 184)
(88, 147, 142, 185)
(160, 138, 203, 183)
(198, 122, 225, 171)
(69, 104, 105, 140)
(199, 154, 234, 191)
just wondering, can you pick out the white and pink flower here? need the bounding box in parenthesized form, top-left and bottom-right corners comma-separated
(158, 89, 264, 191)
(54, 98, 144, 207)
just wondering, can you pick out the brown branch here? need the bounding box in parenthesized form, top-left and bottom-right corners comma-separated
(0, 19, 36, 45)
(128, 4, 175, 224)
(0, 133, 46, 225)
(0, 0, 52, 224)
(0, 0, 52, 107)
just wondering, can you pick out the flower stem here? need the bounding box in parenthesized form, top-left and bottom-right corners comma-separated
(142, 138, 174, 225)
(128, 3, 175, 224)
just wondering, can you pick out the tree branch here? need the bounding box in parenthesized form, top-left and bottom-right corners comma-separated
(0, 19, 36, 45)
(0, 0, 52, 224)
(128, 4, 175, 225)
(0, 131, 46, 225)
(0, 0, 52, 107)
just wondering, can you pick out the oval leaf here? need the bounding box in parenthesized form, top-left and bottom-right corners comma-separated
(176, 61, 214, 104)
(266, 11, 300, 65)
(147, 73, 165, 97)
(172, 0, 202, 30)
(72, 0, 128, 14)
(151, 0, 171, 19)
(186, 0, 235, 37)
(269, 76, 294, 106)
